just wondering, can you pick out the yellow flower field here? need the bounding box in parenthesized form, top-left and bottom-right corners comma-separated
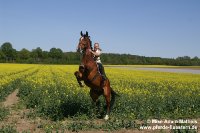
(1, 64, 200, 121)
(0, 64, 39, 101)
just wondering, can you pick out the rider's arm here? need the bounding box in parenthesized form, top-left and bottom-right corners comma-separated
(90, 49, 101, 56)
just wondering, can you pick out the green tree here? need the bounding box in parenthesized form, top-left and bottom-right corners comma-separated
(49, 48, 63, 59)
(191, 56, 200, 66)
(30, 47, 43, 62)
(36, 47, 43, 59)
(0, 42, 14, 61)
(42, 51, 49, 59)
(18, 48, 30, 60)
(0, 50, 5, 60)
(12, 49, 17, 61)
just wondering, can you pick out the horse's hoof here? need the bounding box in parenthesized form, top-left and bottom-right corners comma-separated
(104, 115, 109, 120)
(78, 82, 84, 87)
(80, 84, 84, 87)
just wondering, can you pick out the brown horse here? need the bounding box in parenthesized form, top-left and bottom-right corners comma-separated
(74, 31, 117, 120)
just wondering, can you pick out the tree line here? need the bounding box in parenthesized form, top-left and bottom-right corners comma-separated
(0, 42, 200, 66)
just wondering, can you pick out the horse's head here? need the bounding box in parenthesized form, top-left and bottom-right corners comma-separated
(77, 31, 92, 53)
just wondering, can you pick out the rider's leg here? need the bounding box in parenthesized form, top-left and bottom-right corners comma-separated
(97, 63, 107, 86)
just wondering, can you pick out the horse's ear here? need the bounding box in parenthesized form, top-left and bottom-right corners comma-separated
(80, 31, 83, 37)
(86, 31, 88, 37)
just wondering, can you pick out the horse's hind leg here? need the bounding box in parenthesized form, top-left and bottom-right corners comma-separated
(110, 88, 117, 111)
(90, 89, 100, 116)
(103, 86, 111, 120)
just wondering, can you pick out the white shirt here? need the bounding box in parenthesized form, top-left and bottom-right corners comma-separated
(94, 49, 101, 63)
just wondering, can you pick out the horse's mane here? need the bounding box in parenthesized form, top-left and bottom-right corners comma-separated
(84, 36, 93, 50)
(90, 40, 93, 50)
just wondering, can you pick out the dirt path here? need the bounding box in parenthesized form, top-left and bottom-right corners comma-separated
(3, 89, 19, 107)
(106, 65, 200, 74)
(0, 89, 41, 132)
(137, 67, 200, 74)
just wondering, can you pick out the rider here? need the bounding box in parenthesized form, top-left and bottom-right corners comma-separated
(89, 43, 107, 84)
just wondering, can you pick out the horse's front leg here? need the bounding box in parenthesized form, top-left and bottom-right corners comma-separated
(74, 71, 84, 87)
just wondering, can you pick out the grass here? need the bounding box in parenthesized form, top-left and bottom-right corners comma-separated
(0, 106, 9, 121)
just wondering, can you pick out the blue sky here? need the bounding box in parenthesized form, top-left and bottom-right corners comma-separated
(0, 0, 200, 58)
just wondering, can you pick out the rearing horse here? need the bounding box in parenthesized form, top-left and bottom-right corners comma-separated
(74, 31, 117, 120)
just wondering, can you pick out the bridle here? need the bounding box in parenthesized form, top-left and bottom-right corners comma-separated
(77, 37, 87, 54)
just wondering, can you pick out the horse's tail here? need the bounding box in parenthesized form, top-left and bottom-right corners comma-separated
(110, 87, 119, 111)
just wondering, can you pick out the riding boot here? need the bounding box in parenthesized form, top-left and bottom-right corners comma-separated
(98, 63, 107, 87)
